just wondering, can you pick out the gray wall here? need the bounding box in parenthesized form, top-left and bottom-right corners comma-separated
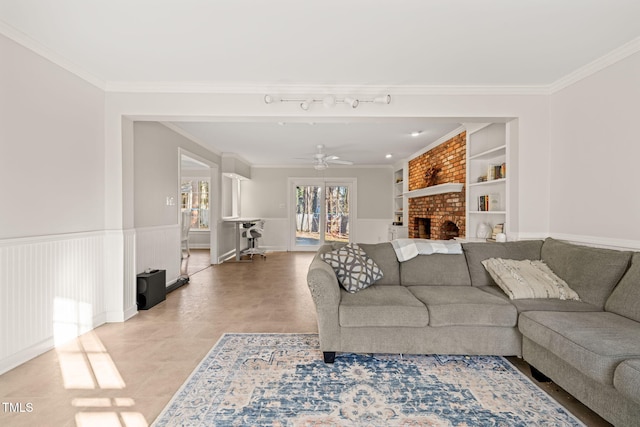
(241, 166, 393, 220)
(0, 33, 105, 239)
(133, 122, 221, 228)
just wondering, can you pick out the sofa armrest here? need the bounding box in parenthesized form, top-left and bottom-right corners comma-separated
(614, 359, 640, 405)
(307, 256, 341, 307)
(307, 255, 342, 351)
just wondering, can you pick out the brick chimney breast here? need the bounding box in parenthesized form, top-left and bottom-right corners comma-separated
(408, 132, 466, 239)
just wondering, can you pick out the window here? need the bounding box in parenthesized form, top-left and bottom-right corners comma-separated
(181, 178, 210, 230)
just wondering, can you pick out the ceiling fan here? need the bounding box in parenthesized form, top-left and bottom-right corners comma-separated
(308, 145, 354, 170)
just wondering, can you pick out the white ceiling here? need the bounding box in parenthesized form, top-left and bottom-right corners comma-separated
(172, 118, 463, 166)
(3, 1, 639, 166)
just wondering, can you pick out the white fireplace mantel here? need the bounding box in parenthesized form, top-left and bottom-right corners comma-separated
(404, 183, 464, 198)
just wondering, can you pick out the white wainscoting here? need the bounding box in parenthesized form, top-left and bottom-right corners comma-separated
(0, 231, 110, 374)
(256, 218, 393, 252)
(550, 233, 640, 251)
(122, 229, 137, 320)
(355, 219, 396, 244)
(135, 225, 181, 284)
(261, 218, 289, 252)
(502, 232, 640, 251)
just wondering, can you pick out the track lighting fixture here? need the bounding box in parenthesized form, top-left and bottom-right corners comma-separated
(344, 97, 359, 108)
(300, 99, 312, 111)
(373, 94, 391, 104)
(263, 94, 390, 111)
(322, 95, 336, 108)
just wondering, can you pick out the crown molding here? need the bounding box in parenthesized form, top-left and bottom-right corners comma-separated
(221, 152, 253, 166)
(105, 81, 551, 96)
(0, 20, 106, 90)
(160, 122, 222, 157)
(407, 125, 467, 161)
(549, 36, 640, 94)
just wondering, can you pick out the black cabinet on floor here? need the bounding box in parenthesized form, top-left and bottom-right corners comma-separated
(137, 270, 166, 310)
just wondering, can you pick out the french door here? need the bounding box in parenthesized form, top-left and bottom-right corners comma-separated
(291, 179, 355, 251)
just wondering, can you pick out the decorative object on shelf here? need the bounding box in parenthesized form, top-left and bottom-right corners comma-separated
(496, 233, 507, 242)
(477, 193, 501, 211)
(485, 162, 507, 181)
(424, 166, 440, 187)
(476, 222, 492, 239)
(264, 94, 391, 111)
(486, 223, 505, 242)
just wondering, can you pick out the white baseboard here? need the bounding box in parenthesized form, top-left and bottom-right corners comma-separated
(0, 338, 54, 376)
(218, 249, 236, 263)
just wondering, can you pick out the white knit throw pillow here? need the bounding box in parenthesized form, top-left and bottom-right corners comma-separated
(482, 258, 580, 300)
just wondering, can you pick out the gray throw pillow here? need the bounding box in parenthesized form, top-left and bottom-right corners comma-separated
(481, 258, 580, 300)
(321, 243, 383, 293)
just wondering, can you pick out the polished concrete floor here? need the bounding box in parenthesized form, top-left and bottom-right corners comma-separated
(0, 250, 611, 426)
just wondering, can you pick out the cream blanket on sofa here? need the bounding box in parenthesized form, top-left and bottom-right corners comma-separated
(391, 239, 463, 262)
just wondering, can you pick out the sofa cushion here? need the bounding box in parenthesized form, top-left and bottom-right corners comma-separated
(400, 254, 471, 286)
(614, 359, 640, 405)
(481, 258, 580, 300)
(339, 286, 429, 327)
(479, 286, 601, 313)
(359, 242, 401, 285)
(321, 243, 383, 293)
(606, 252, 640, 322)
(462, 240, 543, 287)
(519, 311, 640, 385)
(408, 286, 517, 327)
(541, 238, 632, 309)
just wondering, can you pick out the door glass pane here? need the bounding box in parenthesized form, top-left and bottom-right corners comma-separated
(324, 185, 349, 243)
(295, 185, 321, 246)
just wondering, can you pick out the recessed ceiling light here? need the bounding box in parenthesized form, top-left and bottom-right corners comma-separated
(385, 154, 393, 159)
(411, 131, 422, 137)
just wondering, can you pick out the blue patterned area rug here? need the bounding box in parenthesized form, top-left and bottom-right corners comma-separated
(153, 333, 584, 426)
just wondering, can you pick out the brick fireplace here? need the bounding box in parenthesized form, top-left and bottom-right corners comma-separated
(408, 132, 466, 240)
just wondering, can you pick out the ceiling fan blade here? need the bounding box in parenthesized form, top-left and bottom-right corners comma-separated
(324, 155, 340, 161)
(327, 159, 353, 165)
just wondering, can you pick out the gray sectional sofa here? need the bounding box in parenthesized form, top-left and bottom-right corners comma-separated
(306, 237, 640, 426)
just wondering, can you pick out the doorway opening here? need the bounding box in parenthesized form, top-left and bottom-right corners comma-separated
(180, 152, 218, 275)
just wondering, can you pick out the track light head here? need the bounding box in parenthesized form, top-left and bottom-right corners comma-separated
(300, 99, 313, 111)
(344, 97, 359, 108)
(373, 94, 391, 104)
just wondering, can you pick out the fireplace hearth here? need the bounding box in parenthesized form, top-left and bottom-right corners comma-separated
(441, 220, 460, 240)
(414, 217, 431, 239)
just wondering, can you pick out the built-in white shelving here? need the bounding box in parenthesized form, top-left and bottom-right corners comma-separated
(390, 164, 408, 240)
(466, 123, 509, 240)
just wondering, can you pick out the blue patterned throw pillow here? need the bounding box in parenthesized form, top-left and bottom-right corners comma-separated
(321, 243, 384, 293)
